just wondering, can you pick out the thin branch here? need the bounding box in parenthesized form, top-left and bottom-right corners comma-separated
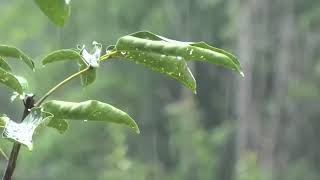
(35, 66, 91, 107)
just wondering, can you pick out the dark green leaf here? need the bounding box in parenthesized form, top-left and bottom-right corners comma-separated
(34, 0, 71, 26)
(113, 31, 243, 92)
(0, 67, 23, 94)
(0, 57, 12, 72)
(42, 100, 140, 134)
(2, 108, 53, 150)
(0, 45, 35, 70)
(113, 51, 196, 92)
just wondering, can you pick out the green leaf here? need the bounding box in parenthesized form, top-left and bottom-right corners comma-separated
(42, 49, 81, 65)
(113, 31, 243, 92)
(34, 0, 71, 27)
(2, 108, 53, 150)
(47, 118, 68, 134)
(42, 100, 140, 134)
(41, 49, 97, 86)
(0, 57, 12, 72)
(113, 51, 196, 92)
(0, 67, 23, 94)
(0, 45, 35, 70)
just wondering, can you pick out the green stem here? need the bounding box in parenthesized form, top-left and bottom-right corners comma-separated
(35, 66, 91, 107)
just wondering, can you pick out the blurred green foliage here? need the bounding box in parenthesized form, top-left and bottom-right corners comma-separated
(0, 0, 320, 180)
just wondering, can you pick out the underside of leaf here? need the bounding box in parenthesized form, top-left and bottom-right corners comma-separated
(0, 45, 35, 70)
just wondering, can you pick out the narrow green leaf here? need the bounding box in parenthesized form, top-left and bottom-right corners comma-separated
(41, 49, 97, 86)
(42, 100, 140, 134)
(34, 0, 71, 26)
(0, 67, 23, 94)
(0, 57, 12, 72)
(47, 118, 68, 134)
(2, 108, 53, 150)
(0, 45, 35, 70)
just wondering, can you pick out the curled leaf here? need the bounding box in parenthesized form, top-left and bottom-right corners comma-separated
(113, 31, 243, 92)
(42, 100, 140, 134)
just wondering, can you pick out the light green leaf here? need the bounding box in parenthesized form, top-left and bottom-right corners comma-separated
(2, 108, 53, 150)
(0, 67, 23, 94)
(0, 45, 35, 70)
(41, 49, 97, 86)
(0, 57, 12, 72)
(42, 100, 140, 134)
(34, 0, 71, 27)
(47, 118, 68, 134)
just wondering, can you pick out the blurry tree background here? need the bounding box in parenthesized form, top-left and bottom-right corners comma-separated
(0, 0, 320, 180)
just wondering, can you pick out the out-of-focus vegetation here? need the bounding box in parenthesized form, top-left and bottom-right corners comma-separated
(0, 0, 320, 180)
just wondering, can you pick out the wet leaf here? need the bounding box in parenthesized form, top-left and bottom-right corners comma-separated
(2, 108, 53, 150)
(34, 0, 71, 26)
(113, 31, 243, 92)
(113, 51, 196, 92)
(42, 100, 140, 134)
(0, 67, 24, 95)
(0, 45, 35, 70)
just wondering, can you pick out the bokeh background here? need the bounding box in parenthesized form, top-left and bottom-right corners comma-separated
(1, 0, 320, 179)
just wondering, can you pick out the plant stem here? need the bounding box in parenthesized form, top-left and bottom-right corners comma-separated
(35, 66, 91, 107)
(2, 66, 91, 180)
(2, 96, 35, 180)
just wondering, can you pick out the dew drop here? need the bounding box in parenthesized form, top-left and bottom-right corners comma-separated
(240, 71, 245, 77)
(84, 120, 88, 122)
(121, 51, 126, 55)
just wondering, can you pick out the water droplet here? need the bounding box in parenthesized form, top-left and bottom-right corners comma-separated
(121, 51, 126, 55)
(177, 56, 182, 60)
(240, 71, 245, 77)
(84, 120, 88, 122)
(189, 49, 194, 55)
(200, 56, 204, 58)
(178, 73, 181, 77)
